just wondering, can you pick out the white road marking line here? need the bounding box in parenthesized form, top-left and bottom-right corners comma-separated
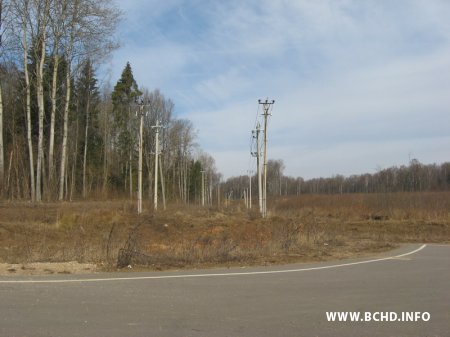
(0, 244, 427, 284)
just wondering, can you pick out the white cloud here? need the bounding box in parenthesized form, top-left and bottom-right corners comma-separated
(110, 0, 450, 179)
(194, 67, 252, 103)
(111, 42, 191, 90)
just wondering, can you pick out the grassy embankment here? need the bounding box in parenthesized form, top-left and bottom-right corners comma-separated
(0, 192, 449, 271)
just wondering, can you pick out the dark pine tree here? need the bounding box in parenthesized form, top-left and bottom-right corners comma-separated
(111, 62, 142, 192)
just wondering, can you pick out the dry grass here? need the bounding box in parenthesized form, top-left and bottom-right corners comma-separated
(271, 192, 450, 243)
(0, 192, 449, 272)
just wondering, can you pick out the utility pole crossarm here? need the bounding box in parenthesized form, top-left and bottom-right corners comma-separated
(247, 170, 253, 209)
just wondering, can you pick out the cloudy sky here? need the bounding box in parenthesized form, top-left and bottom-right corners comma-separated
(105, 0, 450, 179)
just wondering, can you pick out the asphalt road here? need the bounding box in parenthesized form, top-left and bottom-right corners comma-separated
(0, 244, 449, 337)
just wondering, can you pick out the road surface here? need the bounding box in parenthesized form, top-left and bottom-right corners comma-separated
(0, 244, 449, 337)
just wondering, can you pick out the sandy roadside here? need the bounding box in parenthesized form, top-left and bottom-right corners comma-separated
(0, 261, 98, 276)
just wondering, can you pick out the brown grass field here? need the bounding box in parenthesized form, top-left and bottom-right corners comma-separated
(0, 192, 449, 274)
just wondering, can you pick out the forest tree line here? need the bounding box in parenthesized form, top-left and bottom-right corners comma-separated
(223, 159, 450, 199)
(0, 0, 220, 203)
(1, 0, 448, 204)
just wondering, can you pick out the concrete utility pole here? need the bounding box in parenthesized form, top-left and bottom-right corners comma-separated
(209, 173, 213, 206)
(152, 120, 162, 210)
(226, 190, 233, 208)
(136, 99, 149, 215)
(217, 180, 221, 208)
(259, 99, 275, 218)
(252, 123, 263, 215)
(201, 170, 205, 206)
(159, 155, 166, 210)
(247, 170, 253, 209)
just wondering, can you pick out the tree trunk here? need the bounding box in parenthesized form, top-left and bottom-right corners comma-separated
(0, 81, 4, 189)
(23, 16, 35, 202)
(6, 150, 12, 197)
(48, 52, 60, 191)
(129, 153, 133, 199)
(70, 117, 79, 201)
(36, 34, 47, 202)
(184, 158, 188, 204)
(159, 155, 166, 210)
(82, 69, 91, 198)
(59, 62, 71, 200)
(102, 103, 109, 196)
(58, 0, 79, 201)
(145, 150, 153, 199)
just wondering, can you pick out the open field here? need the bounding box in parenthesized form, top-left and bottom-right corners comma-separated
(0, 192, 449, 274)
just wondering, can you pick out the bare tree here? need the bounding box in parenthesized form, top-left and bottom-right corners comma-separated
(34, 0, 51, 202)
(59, 0, 120, 200)
(266, 159, 285, 196)
(58, 0, 77, 200)
(47, 0, 68, 190)
(9, 0, 36, 201)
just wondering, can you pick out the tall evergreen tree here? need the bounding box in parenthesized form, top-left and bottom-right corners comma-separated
(189, 160, 203, 203)
(76, 59, 101, 197)
(111, 62, 141, 193)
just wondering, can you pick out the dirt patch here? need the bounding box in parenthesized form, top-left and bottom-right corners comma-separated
(0, 261, 98, 276)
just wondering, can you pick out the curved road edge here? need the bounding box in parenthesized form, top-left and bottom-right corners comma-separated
(0, 244, 429, 284)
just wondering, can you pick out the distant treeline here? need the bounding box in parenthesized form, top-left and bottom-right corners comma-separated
(223, 159, 450, 198)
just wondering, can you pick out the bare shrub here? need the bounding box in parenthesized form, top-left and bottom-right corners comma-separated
(273, 221, 302, 253)
(117, 223, 142, 268)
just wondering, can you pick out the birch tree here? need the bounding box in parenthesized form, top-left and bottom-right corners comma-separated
(34, 0, 51, 202)
(9, 0, 36, 201)
(58, 0, 120, 200)
(47, 0, 68, 189)
(58, 0, 77, 200)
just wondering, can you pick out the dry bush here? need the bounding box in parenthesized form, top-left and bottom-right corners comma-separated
(0, 201, 138, 264)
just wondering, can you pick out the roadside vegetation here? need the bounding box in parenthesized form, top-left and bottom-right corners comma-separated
(1, 192, 448, 274)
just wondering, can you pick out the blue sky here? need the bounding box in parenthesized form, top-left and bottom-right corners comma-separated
(104, 0, 450, 179)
